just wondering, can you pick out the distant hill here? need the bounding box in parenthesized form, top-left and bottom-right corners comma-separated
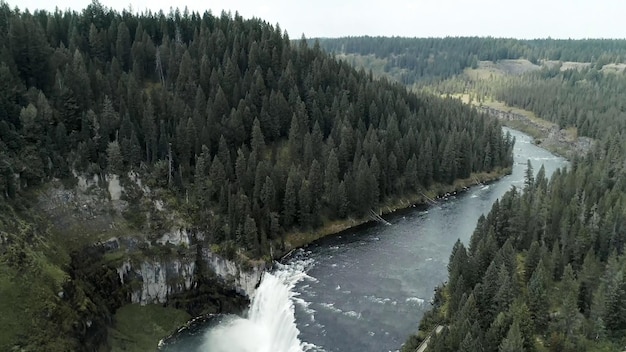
(315, 36, 626, 83)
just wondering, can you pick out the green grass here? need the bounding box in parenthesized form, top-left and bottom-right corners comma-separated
(0, 205, 69, 350)
(109, 304, 191, 352)
(103, 249, 128, 266)
(0, 258, 72, 350)
(0, 267, 30, 350)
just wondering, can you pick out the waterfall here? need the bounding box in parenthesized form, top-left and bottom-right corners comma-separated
(202, 261, 311, 352)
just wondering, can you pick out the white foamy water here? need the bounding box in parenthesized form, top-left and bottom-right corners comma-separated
(202, 259, 316, 352)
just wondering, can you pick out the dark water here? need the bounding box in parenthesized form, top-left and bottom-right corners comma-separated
(163, 128, 568, 352)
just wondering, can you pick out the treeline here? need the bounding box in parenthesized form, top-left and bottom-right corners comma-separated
(493, 66, 626, 138)
(431, 61, 626, 141)
(0, 1, 512, 259)
(404, 142, 626, 351)
(316, 36, 626, 82)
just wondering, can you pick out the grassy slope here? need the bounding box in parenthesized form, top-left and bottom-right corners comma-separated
(0, 182, 194, 351)
(0, 266, 31, 348)
(109, 304, 190, 352)
(0, 203, 72, 350)
(452, 93, 556, 136)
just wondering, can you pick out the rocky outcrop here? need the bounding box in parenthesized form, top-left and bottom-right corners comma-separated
(115, 230, 265, 305)
(156, 228, 191, 247)
(117, 258, 196, 304)
(202, 248, 265, 298)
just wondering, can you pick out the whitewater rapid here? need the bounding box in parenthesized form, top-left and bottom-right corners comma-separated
(201, 258, 316, 352)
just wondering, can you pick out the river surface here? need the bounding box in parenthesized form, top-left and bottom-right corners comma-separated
(161, 128, 568, 352)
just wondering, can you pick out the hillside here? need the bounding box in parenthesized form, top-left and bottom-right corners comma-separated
(317, 36, 626, 83)
(319, 37, 626, 159)
(0, 4, 515, 351)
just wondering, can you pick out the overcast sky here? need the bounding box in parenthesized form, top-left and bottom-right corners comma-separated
(11, 0, 626, 39)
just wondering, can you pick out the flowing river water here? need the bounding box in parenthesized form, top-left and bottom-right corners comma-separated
(161, 128, 568, 352)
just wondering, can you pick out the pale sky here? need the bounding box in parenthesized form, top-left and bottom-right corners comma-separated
(11, 0, 626, 39)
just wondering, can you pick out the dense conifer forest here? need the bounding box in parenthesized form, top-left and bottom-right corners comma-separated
(0, 2, 512, 255)
(0, 2, 515, 350)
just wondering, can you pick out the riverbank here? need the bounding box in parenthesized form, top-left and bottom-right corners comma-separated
(448, 94, 593, 159)
(477, 102, 593, 159)
(282, 167, 510, 252)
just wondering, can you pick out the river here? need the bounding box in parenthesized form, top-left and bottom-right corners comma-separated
(160, 128, 568, 352)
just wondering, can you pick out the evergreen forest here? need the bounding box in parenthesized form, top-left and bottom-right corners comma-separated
(0, 3, 513, 255)
(317, 36, 626, 84)
(4, 3, 626, 351)
(0, 2, 514, 350)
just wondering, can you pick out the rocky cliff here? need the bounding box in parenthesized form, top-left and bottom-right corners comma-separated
(114, 230, 265, 305)
(38, 171, 264, 307)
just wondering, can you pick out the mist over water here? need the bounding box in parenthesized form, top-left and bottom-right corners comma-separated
(160, 258, 317, 352)
(202, 260, 314, 352)
(164, 128, 568, 352)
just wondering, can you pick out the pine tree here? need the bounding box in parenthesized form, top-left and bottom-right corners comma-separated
(498, 321, 525, 352)
(243, 215, 258, 252)
(478, 260, 501, 328)
(298, 180, 312, 228)
(494, 265, 514, 313)
(604, 269, 626, 333)
(337, 180, 348, 218)
(324, 149, 340, 209)
(559, 264, 581, 337)
(142, 97, 157, 162)
(106, 141, 123, 175)
(527, 263, 549, 332)
(510, 300, 536, 352)
(251, 117, 266, 157)
(308, 160, 323, 215)
(524, 160, 534, 190)
(288, 114, 303, 162)
(283, 168, 298, 228)
(116, 22, 131, 71)
(448, 240, 469, 312)
(260, 176, 275, 211)
(525, 242, 541, 282)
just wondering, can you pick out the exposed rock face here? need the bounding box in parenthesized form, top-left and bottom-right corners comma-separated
(107, 174, 123, 201)
(117, 258, 196, 304)
(115, 230, 265, 305)
(202, 248, 265, 298)
(156, 229, 191, 247)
